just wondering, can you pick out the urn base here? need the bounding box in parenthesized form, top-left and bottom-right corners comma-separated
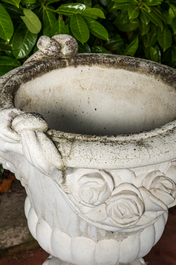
(43, 256, 147, 265)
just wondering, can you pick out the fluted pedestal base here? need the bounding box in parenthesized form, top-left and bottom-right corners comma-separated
(43, 256, 147, 265)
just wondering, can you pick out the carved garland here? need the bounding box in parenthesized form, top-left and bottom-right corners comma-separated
(65, 168, 176, 228)
(0, 108, 176, 231)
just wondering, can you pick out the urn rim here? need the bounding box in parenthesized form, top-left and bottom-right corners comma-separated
(1, 53, 176, 169)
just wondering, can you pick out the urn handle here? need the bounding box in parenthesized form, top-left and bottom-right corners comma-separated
(24, 34, 78, 64)
(0, 108, 64, 178)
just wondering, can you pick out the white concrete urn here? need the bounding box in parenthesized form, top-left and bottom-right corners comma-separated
(0, 34, 176, 265)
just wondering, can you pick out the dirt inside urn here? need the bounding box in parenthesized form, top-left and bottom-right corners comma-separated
(14, 65, 176, 135)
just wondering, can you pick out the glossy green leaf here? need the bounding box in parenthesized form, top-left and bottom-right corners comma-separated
(168, 7, 175, 25)
(99, 0, 110, 7)
(0, 39, 12, 52)
(105, 35, 124, 53)
(45, 0, 61, 5)
(157, 26, 172, 51)
(172, 17, 176, 34)
(94, 4, 107, 17)
(12, 23, 37, 59)
(169, 5, 176, 16)
(151, 24, 158, 35)
(76, 0, 92, 7)
(81, 8, 105, 19)
(78, 42, 91, 53)
(171, 47, 176, 67)
(123, 37, 138, 56)
(0, 56, 21, 76)
(139, 21, 150, 35)
(143, 27, 158, 48)
(21, 8, 41, 34)
(151, 7, 164, 21)
(70, 14, 89, 44)
(0, 4, 14, 42)
(65, 16, 70, 25)
(144, 0, 163, 6)
(169, 4, 176, 16)
(170, 2, 176, 12)
(57, 4, 105, 19)
(140, 9, 150, 25)
(43, 9, 57, 37)
(128, 5, 139, 19)
(142, 8, 163, 29)
(25, 1, 41, 10)
(21, 0, 36, 4)
(57, 3, 87, 15)
(106, 35, 124, 48)
(1, 0, 21, 8)
(112, 3, 129, 11)
(143, 34, 157, 48)
(92, 45, 112, 53)
(112, 0, 132, 3)
(143, 3, 151, 12)
(2, 3, 23, 19)
(150, 45, 161, 63)
(114, 11, 139, 32)
(52, 17, 69, 35)
(162, 10, 171, 25)
(84, 16, 108, 40)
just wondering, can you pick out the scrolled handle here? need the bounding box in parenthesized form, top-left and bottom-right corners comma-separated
(12, 112, 48, 133)
(24, 34, 78, 64)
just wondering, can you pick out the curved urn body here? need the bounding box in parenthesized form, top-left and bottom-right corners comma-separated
(0, 35, 176, 265)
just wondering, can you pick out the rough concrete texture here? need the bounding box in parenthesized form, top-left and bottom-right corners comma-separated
(0, 178, 35, 250)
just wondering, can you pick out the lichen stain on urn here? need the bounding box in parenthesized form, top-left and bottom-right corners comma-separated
(0, 34, 176, 265)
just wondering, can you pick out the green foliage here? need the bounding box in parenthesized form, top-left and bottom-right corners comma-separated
(0, 0, 176, 75)
(0, 56, 21, 75)
(0, 3, 14, 41)
(12, 23, 38, 58)
(70, 14, 90, 43)
(0, 164, 4, 176)
(21, 8, 42, 33)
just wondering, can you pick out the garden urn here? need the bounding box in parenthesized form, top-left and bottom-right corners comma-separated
(1, 34, 176, 265)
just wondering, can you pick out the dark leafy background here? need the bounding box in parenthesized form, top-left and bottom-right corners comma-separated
(0, 0, 176, 75)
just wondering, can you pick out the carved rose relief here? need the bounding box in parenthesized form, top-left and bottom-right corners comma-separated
(67, 168, 176, 230)
(106, 183, 144, 227)
(143, 170, 176, 207)
(71, 169, 114, 207)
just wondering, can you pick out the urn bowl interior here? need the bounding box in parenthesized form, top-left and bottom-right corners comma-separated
(14, 62, 176, 135)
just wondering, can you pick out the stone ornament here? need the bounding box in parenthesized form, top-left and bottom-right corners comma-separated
(66, 168, 175, 231)
(24, 34, 78, 64)
(0, 34, 176, 265)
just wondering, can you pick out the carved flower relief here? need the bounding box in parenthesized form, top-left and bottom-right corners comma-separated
(106, 183, 144, 227)
(107, 169, 136, 187)
(71, 169, 114, 208)
(66, 168, 176, 229)
(69, 168, 145, 227)
(143, 170, 176, 207)
(166, 160, 176, 183)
